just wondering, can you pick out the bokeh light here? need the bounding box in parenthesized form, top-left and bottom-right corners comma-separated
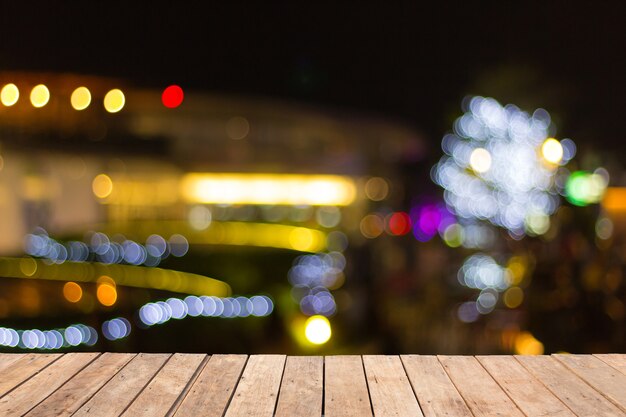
(360, 214, 384, 238)
(181, 173, 356, 206)
(226, 116, 250, 140)
(434, 96, 573, 237)
(96, 282, 117, 306)
(162, 85, 184, 108)
(62, 282, 83, 303)
(514, 331, 544, 355)
(30, 84, 50, 108)
(103, 89, 125, 113)
(70, 86, 91, 110)
(469, 148, 491, 173)
(387, 212, 411, 236)
(541, 138, 563, 164)
(1, 83, 19, 106)
(364, 177, 389, 201)
(565, 170, 608, 206)
(304, 315, 331, 345)
(92, 174, 114, 199)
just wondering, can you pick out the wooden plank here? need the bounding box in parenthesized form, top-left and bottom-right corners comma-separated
(0, 354, 26, 371)
(73, 353, 170, 417)
(0, 353, 61, 397)
(324, 355, 372, 417)
(173, 354, 247, 416)
(121, 353, 206, 417)
(477, 355, 575, 417)
(595, 354, 626, 375)
(224, 354, 286, 417)
(554, 354, 626, 412)
(438, 355, 524, 417)
(363, 355, 423, 417)
(401, 355, 472, 417)
(26, 353, 136, 417)
(274, 356, 323, 417)
(0, 352, 99, 417)
(517, 355, 624, 417)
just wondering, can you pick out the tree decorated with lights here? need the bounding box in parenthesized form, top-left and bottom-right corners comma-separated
(432, 96, 609, 324)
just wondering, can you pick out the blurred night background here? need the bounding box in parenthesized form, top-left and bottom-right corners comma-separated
(0, 2, 625, 355)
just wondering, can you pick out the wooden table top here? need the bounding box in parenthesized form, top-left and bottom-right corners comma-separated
(0, 353, 624, 416)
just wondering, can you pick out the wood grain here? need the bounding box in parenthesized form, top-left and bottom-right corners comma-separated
(73, 353, 170, 417)
(224, 354, 286, 417)
(517, 355, 624, 417)
(25, 353, 135, 417)
(478, 355, 574, 416)
(554, 354, 626, 412)
(438, 355, 524, 417)
(324, 355, 372, 417)
(173, 354, 247, 416)
(122, 353, 206, 417)
(0, 353, 61, 397)
(0, 354, 26, 371)
(595, 354, 626, 375)
(274, 356, 323, 417)
(401, 355, 472, 417)
(363, 355, 423, 417)
(0, 352, 98, 417)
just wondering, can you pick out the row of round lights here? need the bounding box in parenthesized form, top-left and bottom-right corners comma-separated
(0, 293, 274, 350)
(0, 83, 184, 112)
(0, 324, 97, 350)
(138, 295, 274, 326)
(25, 229, 189, 268)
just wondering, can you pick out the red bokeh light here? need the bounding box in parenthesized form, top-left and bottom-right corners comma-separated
(388, 212, 412, 236)
(162, 85, 184, 108)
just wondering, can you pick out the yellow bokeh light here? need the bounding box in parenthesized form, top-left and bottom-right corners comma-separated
(506, 256, 527, 286)
(364, 177, 389, 201)
(71, 86, 91, 110)
(97, 283, 117, 306)
(30, 84, 50, 108)
(1, 83, 19, 106)
(181, 173, 356, 206)
(504, 286, 524, 308)
(289, 227, 316, 252)
(469, 148, 492, 173)
(63, 282, 83, 303)
(305, 315, 332, 345)
(514, 331, 544, 355)
(541, 138, 563, 164)
(92, 174, 114, 199)
(525, 211, 550, 235)
(360, 214, 384, 238)
(19, 257, 38, 277)
(97, 275, 116, 287)
(103, 88, 125, 113)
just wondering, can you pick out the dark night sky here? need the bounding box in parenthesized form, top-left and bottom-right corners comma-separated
(1, 1, 625, 149)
